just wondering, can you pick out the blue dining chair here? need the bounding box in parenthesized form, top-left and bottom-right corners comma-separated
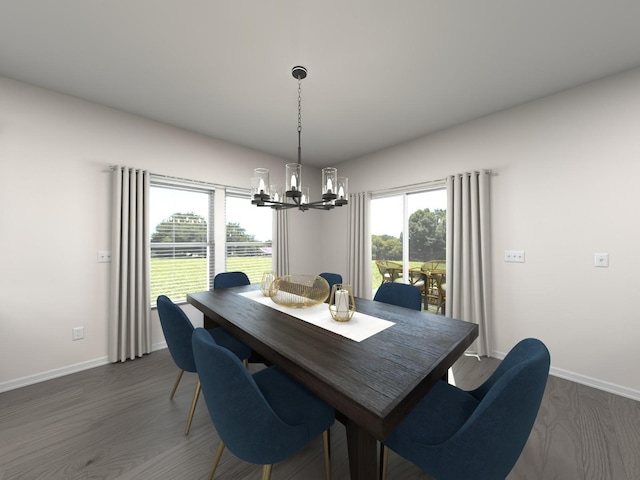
(380, 338, 550, 480)
(156, 295, 251, 434)
(373, 282, 422, 311)
(192, 328, 335, 480)
(319, 272, 343, 291)
(213, 271, 250, 289)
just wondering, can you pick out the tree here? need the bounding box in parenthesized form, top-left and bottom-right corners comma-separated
(408, 208, 446, 261)
(371, 234, 402, 260)
(371, 208, 446, 262)
(226, 222, 256, 243)
(150, 212, 207, 257)
(226, 222, 264, 256)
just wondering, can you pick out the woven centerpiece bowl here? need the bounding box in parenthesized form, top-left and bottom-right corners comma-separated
(269, 274, 330, 308)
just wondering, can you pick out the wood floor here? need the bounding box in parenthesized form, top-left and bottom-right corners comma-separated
(1, 349, 639, 480)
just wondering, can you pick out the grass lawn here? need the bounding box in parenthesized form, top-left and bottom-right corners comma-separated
(150, 256, 272, 303)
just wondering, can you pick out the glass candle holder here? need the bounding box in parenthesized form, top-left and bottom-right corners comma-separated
(253, 168, 270, 196)
(261, 271, 277, 296)
(335, 177, 348, 206)
(270, 185, 284, 202)
(328, 284, 356, 322)
(322, 167, 337, 200)
(300, 186, 309, 205)
(286, 163, 301, 194)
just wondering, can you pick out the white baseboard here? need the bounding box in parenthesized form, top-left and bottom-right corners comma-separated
(0, 356, 110, 393)
(491, 349, 640, 402)
(0, 342, 169, 394)
(549, 365, 640, 402)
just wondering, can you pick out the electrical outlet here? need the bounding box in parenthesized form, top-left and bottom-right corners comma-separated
(98, 251, 111, 263)
(72, 327, 84, 340)
(504, 250, 525, 263)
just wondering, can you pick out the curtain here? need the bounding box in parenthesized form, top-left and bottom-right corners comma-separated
(347, 192, 372, 298)
(274, 209, 289, 276)
(446, 171, 492, 357)
(108, 166, 151, 362)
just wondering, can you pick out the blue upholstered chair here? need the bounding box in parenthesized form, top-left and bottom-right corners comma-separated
(373, 282, 422, 311)
(381, 338, 550, 480)
(156, 295, 251, 434)
(319, 272, 343, 291)
(192, 328, 335, 480)
(213, 271, 250, 289)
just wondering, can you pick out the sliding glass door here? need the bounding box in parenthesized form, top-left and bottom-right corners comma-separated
(371, 188, 446, 302)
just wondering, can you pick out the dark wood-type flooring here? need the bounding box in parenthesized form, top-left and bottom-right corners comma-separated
(1, 349, 639, 479)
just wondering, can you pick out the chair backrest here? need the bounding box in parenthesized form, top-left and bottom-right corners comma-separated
(156, 295, 196, 372)
(420, 260, 446, 273)
(192, 328, 311, 465)
(428, 338, 550, 480)
(213, 271, 250, 289)
(375, 260, 402, 275)
(373, 282, 422, 311)
(319, 272, 342, 290)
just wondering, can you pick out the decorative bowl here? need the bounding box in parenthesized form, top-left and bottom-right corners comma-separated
(269, 274, 330, 308)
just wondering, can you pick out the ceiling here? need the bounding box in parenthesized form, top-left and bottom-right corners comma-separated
(2, 1, 640, 166)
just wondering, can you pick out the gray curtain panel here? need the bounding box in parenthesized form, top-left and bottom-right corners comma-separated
(275, 209, 289, 276)
(446, 170, 491, 357)
(109, 166, 151, 362)
(347, 191, 372, 298)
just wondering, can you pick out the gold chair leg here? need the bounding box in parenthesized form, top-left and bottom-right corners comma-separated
(208, 442, 225, 480)
(323, 429, 332, 480)
(243, 358, 249, 368)
(379, 444, 389, 480)
(170, 369, 184, 399)
(261, 464, 273, 480)
(185, 379, 201, 435)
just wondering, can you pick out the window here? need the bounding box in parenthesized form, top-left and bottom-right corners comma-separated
(225, 192, 272, 283)
(371, 188, 446, 302)
(149, 180, 273, 305)
(150, 184, 214, 304)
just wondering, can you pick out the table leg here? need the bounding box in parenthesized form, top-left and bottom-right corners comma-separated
(345, 420, 378, 480)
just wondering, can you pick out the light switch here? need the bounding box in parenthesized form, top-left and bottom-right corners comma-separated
(594, 253, 609, 268)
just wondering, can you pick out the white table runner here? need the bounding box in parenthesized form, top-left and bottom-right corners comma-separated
(240, 290, 394, 342)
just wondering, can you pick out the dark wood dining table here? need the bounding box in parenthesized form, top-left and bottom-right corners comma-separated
(187, 285, 478, 480)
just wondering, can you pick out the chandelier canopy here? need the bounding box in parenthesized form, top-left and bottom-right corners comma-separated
(251, 66, 348, 211)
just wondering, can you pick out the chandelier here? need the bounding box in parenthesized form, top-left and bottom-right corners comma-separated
(251, 66, 348, 211)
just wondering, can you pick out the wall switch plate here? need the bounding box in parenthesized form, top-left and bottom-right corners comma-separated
(98, 251, 111, 263)
(72, 327, 84, 340)
(504, 250, 525, 263)
(594, 253, 609, 267)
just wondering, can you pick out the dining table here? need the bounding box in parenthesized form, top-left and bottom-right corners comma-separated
(187, 284, 478, 480)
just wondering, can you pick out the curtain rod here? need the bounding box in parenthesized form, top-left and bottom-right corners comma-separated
(373, 177, 447, 197)
(372, 170, 493, 197)
(109, 165, 248, 192)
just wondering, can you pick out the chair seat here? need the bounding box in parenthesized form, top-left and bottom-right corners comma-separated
(208, 328, 251, 361)
(254, 366, 335, 439)
(384, 380, 479, 453)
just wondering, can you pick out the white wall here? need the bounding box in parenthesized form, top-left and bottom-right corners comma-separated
(0, 76, 323, 390)
(334, 67, 640, 399)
